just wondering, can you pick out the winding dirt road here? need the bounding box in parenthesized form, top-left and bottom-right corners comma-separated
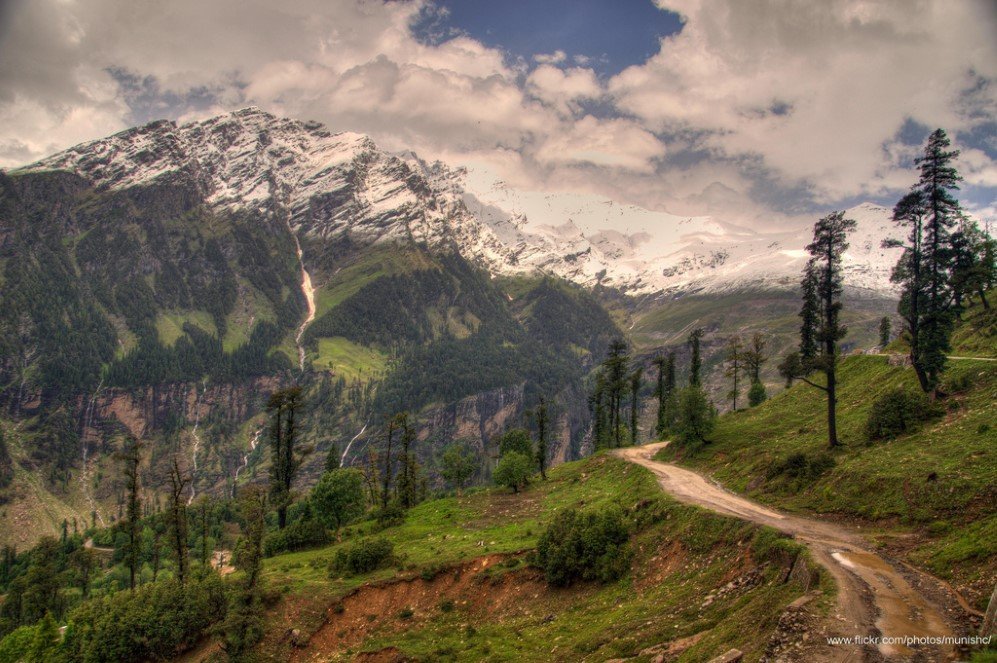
(616, 442, 962, 662)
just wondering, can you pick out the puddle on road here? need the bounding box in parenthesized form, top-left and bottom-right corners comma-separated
(832, 550, 952, 658)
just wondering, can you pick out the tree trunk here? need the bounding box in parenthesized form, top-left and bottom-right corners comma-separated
(826, 368, 838, 448)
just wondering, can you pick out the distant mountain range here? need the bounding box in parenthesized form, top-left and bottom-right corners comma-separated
(19, 107, 903, 299)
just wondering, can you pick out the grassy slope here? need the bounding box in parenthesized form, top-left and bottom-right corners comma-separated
(311, 337, 389, 381)
(657, 296, 996, 607)
(258, 455, 823, 662)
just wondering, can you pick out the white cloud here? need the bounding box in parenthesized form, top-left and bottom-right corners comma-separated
(0, 0, 993, 232)
(526, 65, 602, 115)
(611, 0, 997, 202)
(535, 116, 665, 172)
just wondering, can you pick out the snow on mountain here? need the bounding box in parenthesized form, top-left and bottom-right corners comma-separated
(16, 108, 903, 297)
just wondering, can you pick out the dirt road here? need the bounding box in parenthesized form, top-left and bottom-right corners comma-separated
(616, 442, 962, 662)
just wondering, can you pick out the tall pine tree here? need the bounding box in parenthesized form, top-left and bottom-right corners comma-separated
(797, 212, 855, 448)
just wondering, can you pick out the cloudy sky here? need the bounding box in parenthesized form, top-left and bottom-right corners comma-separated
(0, 0, 994, 229)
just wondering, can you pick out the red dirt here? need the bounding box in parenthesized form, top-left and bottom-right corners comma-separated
(290, 554, 576, 662)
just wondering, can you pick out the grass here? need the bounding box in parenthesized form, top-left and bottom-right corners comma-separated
(656, 295, 996, 606)
(258, 454, 824, 662)
(154, 309, 217, 346)
(311, 337, 389, 381)
(313, 245, 437, 320)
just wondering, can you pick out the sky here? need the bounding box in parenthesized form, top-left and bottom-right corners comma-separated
(0, 0, 994, 230)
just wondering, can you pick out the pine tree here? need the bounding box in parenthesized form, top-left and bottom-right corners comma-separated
(605, 339, 630, 448)
(723, 335, 743, 411)
(119, 436, 143, 591)
(879, 316, 891, 348)
(380, 415, 398, 509)
(951, 219, 995, 311)
(799, 262, 820, 367)
(798, 212, 856, 448)
(688, 328, 704, 387)
(652, 354, 674, 438)
(914, 128, 964, 395)
(394, 413, 420, 510)
(223, 485, 268, 659)
(166, 456, 190, 585)
(535, 396, 549, 480)
(324, 442, 340, 473)
(267, 387, 310, 529)
(890, 190, 932, 392)
(629, 368, 642, 445)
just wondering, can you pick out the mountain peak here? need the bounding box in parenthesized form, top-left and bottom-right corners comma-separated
(13, 109, 903, 297)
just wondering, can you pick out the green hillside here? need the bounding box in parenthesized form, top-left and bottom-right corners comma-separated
(251, 454, 822, 662)
(657, 296, 997, 608)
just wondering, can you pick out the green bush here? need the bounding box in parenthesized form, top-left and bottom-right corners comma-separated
(767, 452, 836, 483)
(263, 518, 329, 556)
(865, 388, 941, 440)
(61, 575, 226, 662)
(493, 451, 532, 493)
(532, 508, 632, 587)
(747, 381, 767, 407)
(330, 538, 394, 576)
(371, 504, 406, 529)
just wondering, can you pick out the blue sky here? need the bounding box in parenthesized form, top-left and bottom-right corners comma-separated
(412, 0, 684, 77)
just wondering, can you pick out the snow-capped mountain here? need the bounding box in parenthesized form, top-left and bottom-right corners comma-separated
(17, 107, 902, 297)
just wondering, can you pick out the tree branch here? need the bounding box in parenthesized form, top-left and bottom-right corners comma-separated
(798, 376, 829, 392)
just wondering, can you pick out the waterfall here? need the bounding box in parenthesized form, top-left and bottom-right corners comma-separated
(186, 384, 205, 505)
(288, 226, 316, 372)
(232, 426, 264, 497)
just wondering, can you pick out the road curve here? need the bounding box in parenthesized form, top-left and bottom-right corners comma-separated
(616, 442, 959, 662)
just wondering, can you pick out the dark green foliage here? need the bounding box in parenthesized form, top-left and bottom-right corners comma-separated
(312, 468, 366, 531)
(865, 389, 942, 440)
(589, 339, 634, 449)
(61, 575, 226, 663)
(747, 381, 767, 407)
(0, 537, 66, 634)
(268, 387, 309, 530)
(0, 172, 301, 402)
(652, 352, 676, 438)
(0, 428, 11, 491)
(687, 328, 705, 387)
(497, 428, 533, 457)
(674, 387, 716, 449)
(223, 486, 268, 660)
(534, 396, 550, 480)
(29, 409, 79, 487)
(372, 504, 406, 529)
(493, 451, 532, 493)
(879, 317, 892, 348)
(800, 211, 856, 448)
(263, 518, 329, 557)
(532, 508, 631, 587)
(440, 440, 478, 494)
(330, 538, 394, 576)
(891, 129, 971, 396)
(767, 452, 836, 486)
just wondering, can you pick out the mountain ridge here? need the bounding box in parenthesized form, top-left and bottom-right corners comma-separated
(16, 107, 904, 300)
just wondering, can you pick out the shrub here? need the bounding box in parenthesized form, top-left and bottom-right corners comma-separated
(438, 599, 454, 613)
(674, 387, 716, 448)
(865, 389, 941, 440)
(767, 452, 836, 483)
(497, 428, 533, 457)
(263, 518, 329, 556)
(532, 508, 631, 587)
(311, 468, 366, 531)
(371, 504, 406, 529)
(493, 451, 532, 493)
(330, 538, 394, 576)
(747, 381, 767, 407)
(61, 575, 226, 663)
